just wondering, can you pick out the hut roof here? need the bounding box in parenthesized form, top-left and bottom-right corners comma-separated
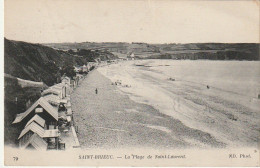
(25, 115, 45, 128)
(41, 88, 62, 97)
(61, 76, 70, 81)
(18, 122, 45, 139)
(51, 83, 65, 90)
(13, 97, 58, 124)
(22, 133, 47, 150)
(43, 94, 68, 106)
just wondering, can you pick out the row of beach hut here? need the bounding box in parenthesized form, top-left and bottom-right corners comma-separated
(12, 76, 78, 150)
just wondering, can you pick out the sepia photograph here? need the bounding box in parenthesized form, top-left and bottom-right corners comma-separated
(2, 0, 260, 166)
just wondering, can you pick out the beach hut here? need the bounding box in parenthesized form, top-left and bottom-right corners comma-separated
(61, 77, 71, 94)
(50, 83, 67, 98)
(73, 76, 80, 86)
(70, 79, 77, 89)
(18, 121, 60, 150)
(43, 94, 66, 107)
(12, 97, 58, 129)
(18, 115, 60, 149)
(41, 87, 64, 99)
(42, 82, 68, 99)
(82, 64, 88, 72)
(25, 114, 46, 128)
(19, 133, 48, 150)
(18, 121, 45, 147)
(61, 76, 71, 86)
(43, 90, 71, 120)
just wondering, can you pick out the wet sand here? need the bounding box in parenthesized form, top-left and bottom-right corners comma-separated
(71, 69, 225, 149)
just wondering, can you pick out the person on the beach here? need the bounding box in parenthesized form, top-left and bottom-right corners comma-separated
(95, 88, 98, 94)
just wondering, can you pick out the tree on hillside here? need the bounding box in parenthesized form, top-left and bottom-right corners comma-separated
(60, 64, 76, 79)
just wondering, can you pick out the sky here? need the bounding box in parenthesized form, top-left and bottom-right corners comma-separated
(4, 0, 260, 43)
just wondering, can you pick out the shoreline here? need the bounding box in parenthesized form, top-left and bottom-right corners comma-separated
(97, 60, 260, 148)
(71, 68, 225, 149)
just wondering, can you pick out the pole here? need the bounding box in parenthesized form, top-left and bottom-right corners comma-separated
(15, 97, 18, 113)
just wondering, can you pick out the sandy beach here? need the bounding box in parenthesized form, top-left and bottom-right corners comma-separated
(71, 67, 223, 149)
(71, 60, 260, 149)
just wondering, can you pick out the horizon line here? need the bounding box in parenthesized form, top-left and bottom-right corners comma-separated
(5, 37, 260, 45)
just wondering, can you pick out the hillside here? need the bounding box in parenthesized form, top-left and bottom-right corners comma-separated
(5, 38, 80, 85)
(4, 38, 118, 146)
(4, 75, 46, 146)
(4, 38, 117, 86)
(45, 42, 260, 60)
(67, 48, 118, 62)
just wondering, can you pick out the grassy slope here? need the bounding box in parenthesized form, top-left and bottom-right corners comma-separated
(5, 38, 119, 85)
(4, 76, 46, 146)
(4, 38, 89, 86)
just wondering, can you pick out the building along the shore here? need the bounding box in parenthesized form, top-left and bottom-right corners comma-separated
(61, 76, 71, 85)
(49, 83, 67, 98)
(19, 133, 48, 150)
(18, 114, 59, 149)
(12, 75, 78, 150)
(41, 85, 66, 100)
(74, 66, 82, 73)
(14, 99, 60, 150)
(12, 97, 58, 129)
(61, 77, 72, 95)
